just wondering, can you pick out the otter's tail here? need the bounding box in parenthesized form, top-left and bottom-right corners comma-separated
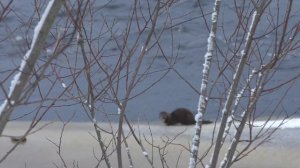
(202, 120, 213, 124)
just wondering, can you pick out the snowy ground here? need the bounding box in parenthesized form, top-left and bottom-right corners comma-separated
(0, 120, 300, 168)
(254, 118, 300, 129)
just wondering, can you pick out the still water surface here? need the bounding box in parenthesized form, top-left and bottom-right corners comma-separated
(0, 0, 300, 122)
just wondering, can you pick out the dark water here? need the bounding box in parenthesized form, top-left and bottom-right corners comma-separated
(0, 0, 300, 122)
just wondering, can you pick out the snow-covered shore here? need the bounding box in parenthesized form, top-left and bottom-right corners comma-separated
(253, 118, 300, 129)
(1, 120, 300, 168)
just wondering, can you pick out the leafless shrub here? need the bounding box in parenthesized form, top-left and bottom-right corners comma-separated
(0, 0, 299, 168)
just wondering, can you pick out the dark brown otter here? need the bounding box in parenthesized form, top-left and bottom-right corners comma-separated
(159, 108, 212, 126)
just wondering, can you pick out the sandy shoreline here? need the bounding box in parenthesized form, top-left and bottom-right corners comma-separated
(1, 121, 300, 168)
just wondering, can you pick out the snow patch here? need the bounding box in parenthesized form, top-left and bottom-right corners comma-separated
(191, 145, 198, 152)
(46, 48, 53, 54)
(189, 158, 196, 168)
(8, 73, 21, 96)
(193, 134, 200, 141)
(76, 32, 80, 43)
(142, 151, 148, 156)
(194, 124, 200, 130)
(15, 35, 23, 41)
(211, 11, 217, 23)
(194, 113, 203, 122)
(118, 107, 121, 114)
(254, 118, 300, 129)
(61, 82, 67, 88)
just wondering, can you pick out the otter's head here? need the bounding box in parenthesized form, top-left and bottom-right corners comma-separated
(159, 111, 169, 121)
(160, 111, 176, 125)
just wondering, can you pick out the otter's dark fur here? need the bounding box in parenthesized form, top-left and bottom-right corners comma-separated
(159, 108, 212, 126)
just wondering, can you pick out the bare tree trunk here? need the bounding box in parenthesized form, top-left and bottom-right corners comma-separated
(0, 0, 64, 135)
(189, 0, 222, 167)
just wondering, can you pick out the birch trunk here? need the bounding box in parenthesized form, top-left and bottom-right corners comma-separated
(188, 0, 222, 168)
(0, 0, 64, 135)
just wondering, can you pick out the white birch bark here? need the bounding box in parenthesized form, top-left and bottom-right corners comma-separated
(207, 1, 270, 167)
(220, 70, 266, 168)
(0, 0, 64, 135)
(222, 71, 255, 144)
(188, 0, 222, 168)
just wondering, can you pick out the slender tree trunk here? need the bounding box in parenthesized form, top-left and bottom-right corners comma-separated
(188, 0, 222, 168)
(220, 70, 266, 168)
(0, 0, 64, 136)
